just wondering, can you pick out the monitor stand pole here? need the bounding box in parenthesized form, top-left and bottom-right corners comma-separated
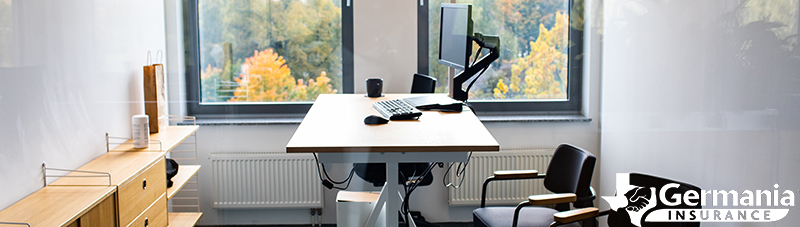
(452, 33, 500, 102)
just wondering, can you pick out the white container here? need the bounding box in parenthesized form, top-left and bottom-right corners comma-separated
(336, 191, 385, 227)
(132, 115, 150, 148)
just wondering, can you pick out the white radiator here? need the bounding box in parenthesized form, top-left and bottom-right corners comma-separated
(448, 148, 554, 206)
(210, 153, 323, 209)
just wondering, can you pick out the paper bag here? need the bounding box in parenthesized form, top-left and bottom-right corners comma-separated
(144, 51, 168, 133)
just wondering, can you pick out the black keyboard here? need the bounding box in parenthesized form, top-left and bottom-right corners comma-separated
(373, 99, 423, 120)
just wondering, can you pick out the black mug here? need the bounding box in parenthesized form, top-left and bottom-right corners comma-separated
(366, 78, 383, 97)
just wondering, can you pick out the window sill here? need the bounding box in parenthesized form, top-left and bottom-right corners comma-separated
(476, 114, 592, 123)
(180, 113, 590, 126)
(178, 117, 304, 126)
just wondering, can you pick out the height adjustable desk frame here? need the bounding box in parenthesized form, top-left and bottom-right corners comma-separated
(287, 94, 499, 227)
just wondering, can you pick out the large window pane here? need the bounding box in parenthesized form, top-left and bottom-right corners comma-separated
(429, 0, 571, 101)
(198, 0, 342, 103)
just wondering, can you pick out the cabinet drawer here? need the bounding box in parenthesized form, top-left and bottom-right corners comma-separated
(127, 193, 167, 227)
(119, 157, 166, 225)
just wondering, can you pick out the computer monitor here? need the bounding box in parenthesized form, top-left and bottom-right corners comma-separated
(438, 3, 473, 71)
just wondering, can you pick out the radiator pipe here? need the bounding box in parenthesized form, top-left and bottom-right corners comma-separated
(317, 208, 323, 226)
(310, 208, 317, 227)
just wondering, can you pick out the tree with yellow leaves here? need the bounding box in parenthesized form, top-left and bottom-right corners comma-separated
(201, 64, 223, 102)
(494, 11, 569, 100)
(229, 49, 336, 102)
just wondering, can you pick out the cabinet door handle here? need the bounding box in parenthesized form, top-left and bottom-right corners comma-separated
(144, 218, 149, 227)
(142, 179, 147, 190)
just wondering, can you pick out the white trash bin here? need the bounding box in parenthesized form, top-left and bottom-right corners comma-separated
(336, 191, 386, 227)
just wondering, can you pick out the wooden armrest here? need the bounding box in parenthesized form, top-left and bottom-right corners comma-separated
(492, 170, 539, 180)
(528, 193, 576, 205)
(554, 207, 600, 224)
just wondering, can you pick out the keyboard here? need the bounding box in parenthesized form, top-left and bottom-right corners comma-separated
(373, 99, 423, 120)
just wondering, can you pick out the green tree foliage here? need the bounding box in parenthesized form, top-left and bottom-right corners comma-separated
(199, 0, 342, 102)
(428, 0, 572, 100)
(494, 0, 568, 53)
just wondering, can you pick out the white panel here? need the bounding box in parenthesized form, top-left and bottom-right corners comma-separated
(210, 153, 323, 209)
(353, 0, 417, 94)
(0, 0, 166, 210)
(601, 0, 800, 226)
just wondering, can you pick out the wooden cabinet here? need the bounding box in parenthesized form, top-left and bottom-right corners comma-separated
(50, 152, 168, 227)
(129, 194, 168, 227)
(0, 126, 202, 227)
(118, 158, 167, 226)
(0, 186, 117, 227)
(79, 194, 118, 227)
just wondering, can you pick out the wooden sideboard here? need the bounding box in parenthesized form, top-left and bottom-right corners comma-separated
(0, 126, 202, 227)
(0, 186, 117, 226)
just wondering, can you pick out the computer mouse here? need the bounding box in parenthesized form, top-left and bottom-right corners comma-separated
(364, 115, 389, 125)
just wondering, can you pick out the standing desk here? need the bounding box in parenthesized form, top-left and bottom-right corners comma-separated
(286, 94, 499, 227)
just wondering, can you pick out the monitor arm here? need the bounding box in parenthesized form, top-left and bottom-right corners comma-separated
(452, 33, 500, 101)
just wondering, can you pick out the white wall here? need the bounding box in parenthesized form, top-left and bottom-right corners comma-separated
(600, 0, 800, 226)
(0, 0, 166, 210)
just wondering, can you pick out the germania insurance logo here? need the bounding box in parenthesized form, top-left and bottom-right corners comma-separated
(602, 173, 795, 227)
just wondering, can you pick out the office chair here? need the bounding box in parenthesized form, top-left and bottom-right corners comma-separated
(410, 73, 437, 93)
(473, 143, 597, 227)
(353, 73, 438, 225)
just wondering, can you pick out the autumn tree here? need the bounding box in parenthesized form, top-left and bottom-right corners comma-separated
(494, 11, 569, 99)
(201, 64, 223, 102)
(199, 0, 342, 101)
(229, 49, 336, 102)
(427, 0, 571, 99)
(523, 11, 568, 99)
(493, 0, 568, 54)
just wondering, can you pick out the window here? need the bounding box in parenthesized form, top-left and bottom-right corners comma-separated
(185, 0, 353, 115)
(184, 0, 582, 115)
(422, 0, 583, 113)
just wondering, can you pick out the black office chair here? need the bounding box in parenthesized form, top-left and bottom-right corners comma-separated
(410, 73, 437, 93)
(473, 143, 597, 227)
(353, 73, 438, 225)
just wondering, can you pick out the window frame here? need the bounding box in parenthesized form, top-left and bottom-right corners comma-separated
(183, 0, 354, 116)
(183, 0, 582, 116)
(418, 0, 584, 115)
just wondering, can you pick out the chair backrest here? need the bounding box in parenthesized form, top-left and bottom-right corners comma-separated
(608, 173, 702, 227)
(543, 144, 597, 210)
(411, 73, 437, 93)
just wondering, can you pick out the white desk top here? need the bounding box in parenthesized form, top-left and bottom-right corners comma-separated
(286, 94, 499, 153)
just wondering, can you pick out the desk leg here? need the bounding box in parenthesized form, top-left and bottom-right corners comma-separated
(385, 160, 400, 227)
(407, 212, 418, 227)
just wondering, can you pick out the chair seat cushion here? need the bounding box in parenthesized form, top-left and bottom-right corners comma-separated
(473, 206, 581, 227)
